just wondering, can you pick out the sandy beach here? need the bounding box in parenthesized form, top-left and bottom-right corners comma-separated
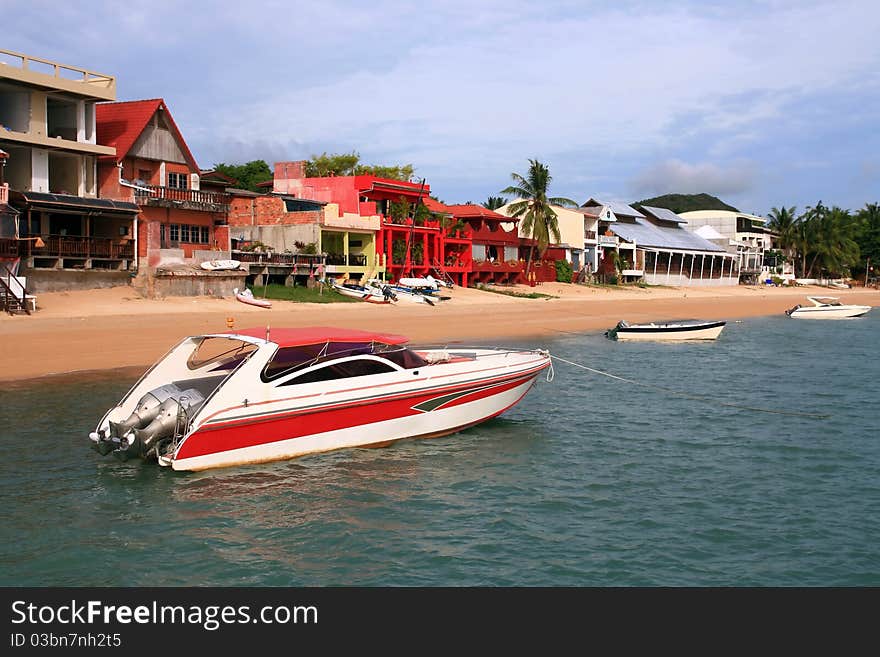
(2, 282, 878, 382)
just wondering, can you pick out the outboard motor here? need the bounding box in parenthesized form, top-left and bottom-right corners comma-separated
(109, 384, 182, 438)
(91, 384, 182, 455)
(112, 388, 205, 462)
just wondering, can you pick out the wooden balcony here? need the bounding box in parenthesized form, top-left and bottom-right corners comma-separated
(472, 259, 525, 273)
(20, 235, 135, 260)
(134, 185, 230, 213)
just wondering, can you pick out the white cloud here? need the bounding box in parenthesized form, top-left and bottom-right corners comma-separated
(630, 159, 757, 197)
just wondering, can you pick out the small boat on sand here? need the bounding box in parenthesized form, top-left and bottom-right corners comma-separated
(234, 287, 272, 308)
(606, 319, 726, 341)
(200, 259, 241, 271)
(785, 296, 871, 319)
(329, 281, 396, 304)
(88, 326, 551, 471)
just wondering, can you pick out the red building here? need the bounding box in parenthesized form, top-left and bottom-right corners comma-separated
(274, 161, 452, 283)
(444, 203, 524, 285)
(96, 99, 230, 267)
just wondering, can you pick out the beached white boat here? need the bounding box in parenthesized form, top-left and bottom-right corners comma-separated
(200, 259, 241, 271)
(88, 326, 551, 471)
(368, 279, 439, 305)
(399, 275, 451, 289)
(606, 319, 726, 341)
(330, 281, 395, 304)
(785, 296, 871, 319)
(234, 287, 272, 308)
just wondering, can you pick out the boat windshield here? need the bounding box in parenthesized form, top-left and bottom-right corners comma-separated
(187, 337, 258, 372)
(261, 341, 427, 381)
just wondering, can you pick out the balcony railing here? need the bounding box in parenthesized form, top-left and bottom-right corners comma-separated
(232, 250, 325, 267)
(598, 235, 619, 246)
(472, 260, 525, 273)
(16, 235, 134, 259)
(0, 183, 8, 205)
(325, 253, 368, 267)
(584, 229, 597, 240)
(134, 185, 230, 212)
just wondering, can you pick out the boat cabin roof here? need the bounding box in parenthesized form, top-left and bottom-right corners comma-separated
(227, 326, 409, 348)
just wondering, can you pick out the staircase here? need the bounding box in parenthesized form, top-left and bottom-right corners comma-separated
(0, 267, 31, 316)
(430, 260, 455, 288)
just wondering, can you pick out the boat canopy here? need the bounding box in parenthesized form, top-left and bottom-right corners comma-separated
(229, 326, 410, 348)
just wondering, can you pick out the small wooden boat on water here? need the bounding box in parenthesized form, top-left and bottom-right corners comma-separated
(234, 287, 272, 308)
(606, 319, 726, 341)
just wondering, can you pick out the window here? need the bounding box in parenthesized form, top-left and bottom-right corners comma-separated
(281, 358, 397, 386)
(200, 226, 210, 243)
(168, 172, 188, 189)
(180, 224, 191, 243)
(137, 169, 151, 184)
(169, 224, 179, 242)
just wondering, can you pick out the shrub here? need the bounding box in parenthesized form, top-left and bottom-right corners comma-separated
(554, 259, 572, 283)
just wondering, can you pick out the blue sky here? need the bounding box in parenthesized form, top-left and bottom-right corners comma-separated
(5, 0, 880, 215)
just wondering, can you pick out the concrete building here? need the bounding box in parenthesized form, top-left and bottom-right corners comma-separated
(0, 49, 140, 288)
(678, 210, 779, 283)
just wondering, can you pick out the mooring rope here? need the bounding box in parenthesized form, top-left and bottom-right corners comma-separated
(549, 354, 831, 419)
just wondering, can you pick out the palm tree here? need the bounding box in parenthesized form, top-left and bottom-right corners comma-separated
(499, 159, 577, 277)
(803, 204, 860, 278)
(766, 205, 798, 265)
(483, 196, 507, 211)
(856, 202, 880, 281)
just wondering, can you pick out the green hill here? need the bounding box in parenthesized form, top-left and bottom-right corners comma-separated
(632, 193, 739, 214)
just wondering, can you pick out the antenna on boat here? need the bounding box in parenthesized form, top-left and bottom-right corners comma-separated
(266, 325, 270, 342)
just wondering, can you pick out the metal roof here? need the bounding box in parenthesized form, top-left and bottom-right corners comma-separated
(640, 205, 688, 224)
(582, 198, 644, 218)
(610, 217, 726, 253)
(10, 190, 139, 213)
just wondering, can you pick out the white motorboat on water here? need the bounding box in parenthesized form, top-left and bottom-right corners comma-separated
(606, 319, 726, 341)
(88, 326, 551, 471)
(785, 296, 872, 319)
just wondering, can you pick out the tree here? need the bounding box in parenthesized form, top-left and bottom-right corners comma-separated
(304, 151, 414, 181)
(483, 196, 507, 210)
(799, 202, 860, 278)
(856, 202, 880, 280)
(499, 159, 577, 277)
(212, 160, 272, 192)
(766, 206, 798, 263)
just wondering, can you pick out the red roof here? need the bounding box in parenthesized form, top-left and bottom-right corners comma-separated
(423, 197, 451, 213)
(446, 204, 515, 222)
(230, 326, 409, 347)
(96, 99, 198, 169)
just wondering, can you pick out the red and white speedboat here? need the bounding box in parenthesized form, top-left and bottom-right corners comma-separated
(89, 326, 551, 471)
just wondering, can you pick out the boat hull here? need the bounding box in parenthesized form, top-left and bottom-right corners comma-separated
(169, 369, 543, 471)
(787, 306, 871, 319)
(611, 321, 726, 341)
(331, 283, 391, 304)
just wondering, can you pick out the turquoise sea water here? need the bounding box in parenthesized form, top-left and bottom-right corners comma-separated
(1, 313, 878, 586)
